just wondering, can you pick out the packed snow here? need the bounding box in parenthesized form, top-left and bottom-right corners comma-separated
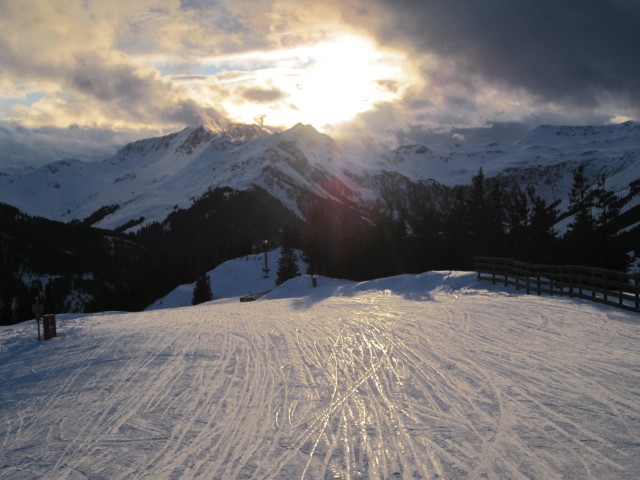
(1, 270, 639, 479)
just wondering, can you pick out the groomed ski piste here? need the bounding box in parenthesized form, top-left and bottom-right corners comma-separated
(1, 271, 639, 479)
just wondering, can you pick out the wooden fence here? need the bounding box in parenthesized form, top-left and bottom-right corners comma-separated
(473, 257, 640, 313)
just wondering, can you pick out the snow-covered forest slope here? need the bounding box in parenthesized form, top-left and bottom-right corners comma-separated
(1, 272, 639, 479)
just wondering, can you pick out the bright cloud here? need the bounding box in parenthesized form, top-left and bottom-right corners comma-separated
(183, 34, 419, 129)
(0, 0, 637, 154)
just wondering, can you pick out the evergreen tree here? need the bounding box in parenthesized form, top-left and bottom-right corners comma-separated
(411, 208, 449, 271)
(566, 164, 594, 237)
(526, 197, 559, 263)
(466, 168, 489, 252)
(591, 174, 630, 270)
(467, 168, 486, 240)
(441, 186, 471, 269)
(561, 166, 628, 269)
(276, 246, 300, 286)
(301, 196, 366, 278)
(593, 174, 622, 233)
(192, 274, 213, 305)
(563, 164, 596, 265)
(355, 210, 410, 279)
(506, 189, 529, 252)
(457, 168, 507, 259)
(484, 178, 506, 255)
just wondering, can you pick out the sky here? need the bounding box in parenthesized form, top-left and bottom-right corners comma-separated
(1, 0, 639, 167)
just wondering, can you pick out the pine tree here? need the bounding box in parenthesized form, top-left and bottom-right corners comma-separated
(276, 246, 300, 286)
(506, 190, 528, 244)
(591, 174, 629, 270)
(561, 165, 629, 269)
(526, 197, 559, 263)
(192, 274, 213, 305)
(442, 186, 470, 269)
(467, 168, 486, 239)
(593, 174, 621, 233)
(566, 164, 594, 236)
(484, 178, 506, 255)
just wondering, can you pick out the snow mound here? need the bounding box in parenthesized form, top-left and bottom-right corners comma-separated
(146, 248, 308, 310)
(265, 270, 483, 303)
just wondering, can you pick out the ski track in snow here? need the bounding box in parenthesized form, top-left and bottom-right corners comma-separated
(1, 283, 640, 479)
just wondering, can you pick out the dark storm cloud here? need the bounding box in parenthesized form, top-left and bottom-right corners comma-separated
(345, 0, 640, 109)
(393, 121, 534, 146)
(0, 122, 155, 169)
(69, 55, 227, 126)
(72, 58, 159, 109)
(239, 86, 287, 103)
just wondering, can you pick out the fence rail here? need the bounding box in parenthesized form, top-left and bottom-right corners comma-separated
(473, 256, 640, 313)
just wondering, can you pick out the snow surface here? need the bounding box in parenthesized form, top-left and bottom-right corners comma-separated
(146, 249, 307, 311)
(2, 271, 639, 479)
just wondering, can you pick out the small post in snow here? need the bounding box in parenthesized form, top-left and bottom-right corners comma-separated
(32, 297, 43, 341)
(262, 240, 270, 278)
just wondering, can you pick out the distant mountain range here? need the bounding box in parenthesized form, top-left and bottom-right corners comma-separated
(2, 120, 639, 322)
(1, 120, 638, 233)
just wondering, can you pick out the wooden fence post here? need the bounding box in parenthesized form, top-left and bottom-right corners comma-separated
(504, 262, 508, 287)
(474, 257, 640, 313)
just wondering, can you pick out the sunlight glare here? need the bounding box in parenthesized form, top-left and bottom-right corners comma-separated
(197, 34, 414, 130)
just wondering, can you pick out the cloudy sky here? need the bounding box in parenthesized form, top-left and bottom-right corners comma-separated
(1, 0, 638, 166)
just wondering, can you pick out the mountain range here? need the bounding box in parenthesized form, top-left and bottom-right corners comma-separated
(2, 120, 638, 233)
(1, 120, 639, 321)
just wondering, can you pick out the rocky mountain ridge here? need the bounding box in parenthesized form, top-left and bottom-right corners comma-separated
(0, 121, 638, 233)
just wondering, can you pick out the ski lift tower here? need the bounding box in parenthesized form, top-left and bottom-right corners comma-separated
(262, 239, 270, 278)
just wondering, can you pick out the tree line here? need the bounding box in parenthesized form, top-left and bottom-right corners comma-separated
(1, 165, 636, 324)
(301, 166, 633, 280)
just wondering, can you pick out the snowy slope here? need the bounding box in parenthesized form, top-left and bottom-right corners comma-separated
(146, 248, 308, 310)
(0, 121, 638, 231)
(386, 121, 640, 207)
(1, 272, 639, 479)
(0, 122, 369, 230)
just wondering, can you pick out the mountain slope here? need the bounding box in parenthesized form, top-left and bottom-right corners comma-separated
(0, 123, 368, 231)
(1, 121, 638, 233)
(145, 247, 308, 310)
(0, 202, 153, 319)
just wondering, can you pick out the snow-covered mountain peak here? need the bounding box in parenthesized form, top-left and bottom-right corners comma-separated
(286, 122, 321, 137)
(196, 121, 269, 141)
(173, 123, 269, 155)
(516, 121, 640, 147)
(173, 126, 217, 155)
(112, 131, 180, 163)
(0, 119, 638, 233)
(275, 123, 342, 164)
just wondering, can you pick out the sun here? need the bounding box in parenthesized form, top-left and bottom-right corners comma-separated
(276, 35, 410, 127)
(191, 34, 415, 130)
